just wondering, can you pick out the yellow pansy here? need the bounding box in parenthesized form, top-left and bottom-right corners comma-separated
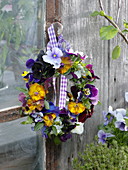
(68, 102, 85, 115)
(27, 99, 43, 112)
(58, 57, 72, 74)
(43, 113, 56, 127)
(29, 83, 46, 101)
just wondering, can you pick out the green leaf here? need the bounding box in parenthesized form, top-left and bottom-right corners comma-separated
(16, 87, 28, 93)
(52, 126, 57, 136)
(90, 11, 100, 17)
(21, 116, 33, 124)
(53, 136, 61, 145)
(34, 122, 44, 131)
(124, 119, 128, 126)
(112, 45, 121, 60)
(123, 20, 128, 29)
(100, 26, 118, 40)
(122, 29, 128, 33)
(44, 100, 50, 109)
(99, 11, 105, 16)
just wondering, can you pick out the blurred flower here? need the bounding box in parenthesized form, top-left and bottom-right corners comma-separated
(1, 5, 12, 12)
(98, 130, 115, 144)
(83, 84, 98, 98)
(29, 83, 46, 101)
(115, 121, 127, 131)
(43, 47, 63, 68)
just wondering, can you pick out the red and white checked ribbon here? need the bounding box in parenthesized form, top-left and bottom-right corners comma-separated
(47, 24, 67, 109)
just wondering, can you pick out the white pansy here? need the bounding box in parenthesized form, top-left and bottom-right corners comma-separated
(71, 122, 84, 134)
(54, 125, 63, 134)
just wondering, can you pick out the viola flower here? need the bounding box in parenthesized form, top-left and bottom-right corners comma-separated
(86, 64, 100, 80)
(78, 105, 94, 123)
(115, 121, 128, 131)
(58, 57, 72, 74)
(43, 47, 63, 69)
(18, 92, 27, 107)
(98, 130, 115, 144)
(102, 111, 114, 126)
(42, 102, 60, 115)
(27, 99, 44, 112)
(26, 59, 35, 69)
(31, 112, 44, 122)
(21, 71, 30, 82)
(68, 101, 85, 115)
(83, 84, 98, 100)
(60, 133, 72, 142)
(43, 113, 56, 127)
(29, 83, 46, 101)
(71, 122, 84, 134)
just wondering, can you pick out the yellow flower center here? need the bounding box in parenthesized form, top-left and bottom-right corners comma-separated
(84, 88, 90, 96)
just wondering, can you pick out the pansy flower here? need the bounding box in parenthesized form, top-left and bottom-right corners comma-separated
(82, 84, 99, 105)
(18, 92, 27, 107)
(86, 64, 100, 80)
(58, 57, 72, 74)
(43, 113, 56, 127)
(68, 101, 85, 115)
(43, 47, 63, 69)
(78, 105, 94, 123)
(27, 98, 44, 112)
(28, 83, 46, 101)
(98, 130, 115, 144)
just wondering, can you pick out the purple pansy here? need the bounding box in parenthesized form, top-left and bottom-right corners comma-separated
(83, 84, 99, 105)
(60, 133, 72, 142)
(102, 111, 114, 126)
(43, 47, 63, 68)
(115, 121, 127, 131)
(98, 130, 115, 144)
(18, 93, 27, 107)
(84, 84, 98, 98)
(26, 59, 35, 68)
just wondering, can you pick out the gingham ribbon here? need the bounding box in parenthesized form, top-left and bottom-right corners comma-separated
(47, 24, 68, 109)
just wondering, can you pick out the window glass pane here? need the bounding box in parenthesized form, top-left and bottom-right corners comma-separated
(0, 0, 44, 109)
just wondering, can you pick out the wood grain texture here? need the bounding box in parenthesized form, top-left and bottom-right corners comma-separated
(45, 0, 109, 169)
(108, 0, 128, 109)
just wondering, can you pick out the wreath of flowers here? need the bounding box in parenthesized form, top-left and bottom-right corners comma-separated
(18, 23, 99, 143)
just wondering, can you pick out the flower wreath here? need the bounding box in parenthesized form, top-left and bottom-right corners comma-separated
(18, 23, 99, 143)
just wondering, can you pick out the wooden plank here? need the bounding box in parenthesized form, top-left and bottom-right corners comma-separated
(44, 0, 109, 169)
(108, 0, 128, 109)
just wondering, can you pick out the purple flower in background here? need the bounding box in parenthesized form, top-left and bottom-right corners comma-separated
(102, 111, 114, 126)
(43, 47, 63, 68)
(115, 121, 127, 131)
(98, 130, 115, 144)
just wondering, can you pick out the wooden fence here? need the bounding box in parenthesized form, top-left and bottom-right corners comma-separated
(44, 0, 128, 169)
